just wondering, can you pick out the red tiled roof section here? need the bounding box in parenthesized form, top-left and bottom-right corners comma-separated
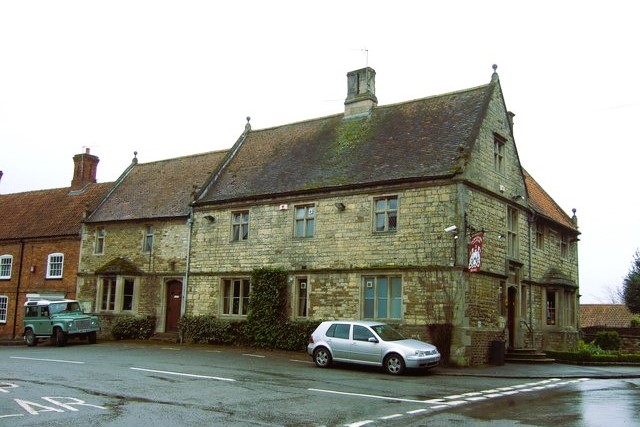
(200, 84, 492, 203)
(523, 169, 576, 230)
(0, 183, 112, 240)
(87, 150, 227, 222)
(580, 304, 638, 328)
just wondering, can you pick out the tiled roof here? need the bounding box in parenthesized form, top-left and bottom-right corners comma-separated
(87, 150, 227, 222)
(580, 304, 638, 328)
(0, 183, 112, 240)
(198, 83, 493, 204)
(523, 169, 577, 231)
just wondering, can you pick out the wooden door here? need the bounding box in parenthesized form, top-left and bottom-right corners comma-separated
(165, 280, 182, 332)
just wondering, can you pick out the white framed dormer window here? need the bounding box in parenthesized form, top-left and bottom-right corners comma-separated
(0, 255, 13, 279)
(0, 295, 8, 323)
(46, 253, 64, 279)
(95, 227, 106, 254)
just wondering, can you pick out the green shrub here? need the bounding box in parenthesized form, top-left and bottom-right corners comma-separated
(179, 315, 246, 344)
(593, 330, 621, 351)
(275, 320, 322, 351)
(111, 315, 156, 340)
(631, 317, 640, 328)
(245, 267, 289, 348)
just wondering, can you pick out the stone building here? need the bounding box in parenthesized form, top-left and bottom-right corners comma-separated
(188, 66, 580, 366)
(0, 149, 111, 340)
(76, 151, 227, 334)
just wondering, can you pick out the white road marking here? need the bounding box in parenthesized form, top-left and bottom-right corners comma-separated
(161, 347, 180, 351)
(336, 377, 591, 426)
(308, 388, 429, 404)
(130, 367, 235, 382)
(243, 354, 265, 358)
(10, 356, 84, 364)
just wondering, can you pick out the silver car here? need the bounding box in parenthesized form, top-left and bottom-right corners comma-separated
(307, 320, 440, 375)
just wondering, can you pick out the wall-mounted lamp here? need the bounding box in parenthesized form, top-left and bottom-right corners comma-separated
(204, 215, 215, 223)
(334, 202, 346, 211)
(511, 194, 524, 201)
(444, 225, 457, 233)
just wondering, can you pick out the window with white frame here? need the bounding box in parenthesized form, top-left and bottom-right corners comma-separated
(0, 255, 12, 279)
(374, 196, 398, 232)
(143, 225, 154, 253)
(506, 207, 518, 258)
(222, 278, 250, 315)
(95, 227, 106, 254)
(363, 276, 402, 320)
(294, 205, 315, 238)
(231, 211, 249, 241)
(494, 133, 506, 174)
(46, 253, 64, 279)
(98, 276, 138, 313)
(0, 295, 8, 323)
(295, 277, 308, 317)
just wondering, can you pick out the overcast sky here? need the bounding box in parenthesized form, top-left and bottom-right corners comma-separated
(1, 1, 638, 304)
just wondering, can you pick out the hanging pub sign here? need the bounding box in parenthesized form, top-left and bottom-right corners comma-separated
(468, 232, 484, 272)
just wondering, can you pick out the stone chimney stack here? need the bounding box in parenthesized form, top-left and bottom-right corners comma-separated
(71, 148, 99, 190)
(344, 67, 378, 118)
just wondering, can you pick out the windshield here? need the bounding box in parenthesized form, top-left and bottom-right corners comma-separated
(49, 302, 83, 315)
(371, 324, 406, 341)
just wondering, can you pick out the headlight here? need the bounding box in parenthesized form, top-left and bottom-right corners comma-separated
(415, 350, 427, 357)
(68, 321, 74, 328)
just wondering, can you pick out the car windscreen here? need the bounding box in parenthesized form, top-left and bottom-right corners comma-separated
(49, 302, 83, 315)
(371, 324, 406, 341)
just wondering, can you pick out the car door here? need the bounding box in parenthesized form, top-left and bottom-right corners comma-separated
(34, 306, 53, 336)
(350, 325, 383, 364)
(326, 323, 352, 361)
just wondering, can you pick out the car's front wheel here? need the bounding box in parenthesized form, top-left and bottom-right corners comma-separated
(25, 329, 38, 347)
(313, 347, 332, 368)
(384, 353, 405, 375)
(53, 328, 68, 347)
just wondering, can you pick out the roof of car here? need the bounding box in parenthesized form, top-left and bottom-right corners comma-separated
(24, 299, 77, 306)
(321, 320, 386, 327)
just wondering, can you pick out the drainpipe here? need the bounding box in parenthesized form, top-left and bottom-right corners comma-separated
(12, 241, 25, 339)
(527, 212, 534, 348)
(181, 206, 195, 343)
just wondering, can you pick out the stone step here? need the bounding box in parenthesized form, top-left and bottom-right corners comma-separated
(506, 348, 555, 364)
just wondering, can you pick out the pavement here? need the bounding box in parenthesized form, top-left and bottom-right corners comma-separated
(2, 337, 639, 379)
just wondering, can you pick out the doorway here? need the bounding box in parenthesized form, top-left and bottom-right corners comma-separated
(507, 286, 517, 349)
(165, 280, 183, 332)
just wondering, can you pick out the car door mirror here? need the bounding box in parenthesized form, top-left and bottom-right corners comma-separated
(368, 337, 379, 343)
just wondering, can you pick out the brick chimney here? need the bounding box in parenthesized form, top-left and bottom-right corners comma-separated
(71, 148, 99, 189)
(344, 67, 377, 118)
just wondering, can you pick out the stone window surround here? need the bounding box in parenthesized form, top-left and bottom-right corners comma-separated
(96, 275, 139, 313)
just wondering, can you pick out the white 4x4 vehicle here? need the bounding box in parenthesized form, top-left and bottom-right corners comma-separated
(23, 295, 100, 347)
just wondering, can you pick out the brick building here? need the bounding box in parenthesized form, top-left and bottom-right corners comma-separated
(0, 149, 111, 340)
(76, 151, 227, 334)
(187, 66, 580, 366)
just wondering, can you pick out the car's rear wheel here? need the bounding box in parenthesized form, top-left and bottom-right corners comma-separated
(313, 347, 332, 368)
(384, 353, 405, 375)
(25, 329, 38, 347)
(88, 331, 97, 344)
(53, 328, 68, 347)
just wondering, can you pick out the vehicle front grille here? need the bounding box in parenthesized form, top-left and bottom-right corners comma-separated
(75, 319, 92, 330)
